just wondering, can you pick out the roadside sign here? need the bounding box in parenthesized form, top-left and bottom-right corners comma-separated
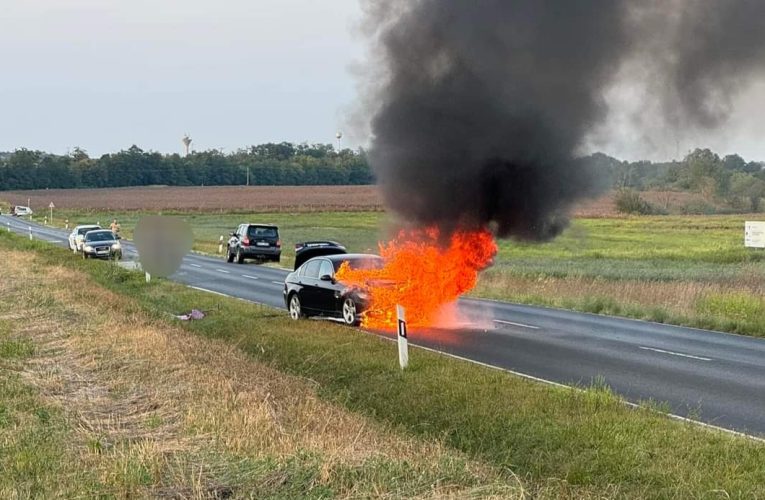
(49, 202, 55, 208)
(744, 221, 765, 249)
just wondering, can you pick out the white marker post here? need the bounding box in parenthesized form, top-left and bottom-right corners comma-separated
(218, 235, 224, 254)
(28, 226, 32, 240)
(6, 222, 10, 232)
(48, 202, 54, 225)
(145, 272, 151, 283)
(396, 304, 409, 369)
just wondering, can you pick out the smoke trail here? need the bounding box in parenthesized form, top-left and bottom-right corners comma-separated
(360, 0, 765, 240)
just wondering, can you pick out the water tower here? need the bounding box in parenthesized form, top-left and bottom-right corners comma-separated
(335, 131, 343, 152)
(182, 134, 192, 156)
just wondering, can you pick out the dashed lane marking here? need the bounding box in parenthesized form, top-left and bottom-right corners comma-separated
(638, 346, 712, 361)
(493, 319, 540, 330)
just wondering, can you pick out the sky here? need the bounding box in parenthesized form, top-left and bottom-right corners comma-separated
(1, 0, 763, 162)
(0, 0, 365, 156)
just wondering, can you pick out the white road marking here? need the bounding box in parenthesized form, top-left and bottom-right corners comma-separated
(242, 274, 259, 280)
(493, 319, 540, 330)
(189, 263, 202, 268)
(638, 346, 712, 361)
(271, 280, 283, 285)
(215, 268, 230, 274)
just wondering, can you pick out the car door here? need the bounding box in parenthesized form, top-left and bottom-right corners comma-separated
(298, 259, 323, 313)
(316, 259, 342, 313)
(229, 225, 242, 250)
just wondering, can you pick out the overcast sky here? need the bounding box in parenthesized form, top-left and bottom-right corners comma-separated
(1, 1, 763, 161)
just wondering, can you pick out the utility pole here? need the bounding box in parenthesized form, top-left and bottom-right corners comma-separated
(246, 166, 250, 186)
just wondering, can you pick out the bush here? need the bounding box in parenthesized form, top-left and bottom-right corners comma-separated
(614, 189, 655, 215)
(680, 200, 719, 215)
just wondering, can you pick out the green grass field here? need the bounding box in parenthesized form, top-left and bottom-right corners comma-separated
(1, 229, 764, 498)
(46, 209, 765, 336)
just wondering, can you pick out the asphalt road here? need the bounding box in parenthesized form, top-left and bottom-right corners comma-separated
(3, 214, 765, 438)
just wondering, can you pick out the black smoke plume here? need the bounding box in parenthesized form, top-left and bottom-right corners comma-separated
(360, 0, 765, 240)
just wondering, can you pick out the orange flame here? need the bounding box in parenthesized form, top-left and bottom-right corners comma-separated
(335, 227, 497, 330)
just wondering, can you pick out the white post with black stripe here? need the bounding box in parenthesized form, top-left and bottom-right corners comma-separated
(396, 304, 409, 369)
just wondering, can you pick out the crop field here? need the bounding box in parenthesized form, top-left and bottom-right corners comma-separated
(2, 185, 384, 212)
(3, 185, 709, 217)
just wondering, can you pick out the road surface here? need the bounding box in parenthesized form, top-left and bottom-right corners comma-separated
(2, 214, 764, 438)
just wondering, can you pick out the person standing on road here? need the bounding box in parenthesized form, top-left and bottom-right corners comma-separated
(110, 218, 121, 235)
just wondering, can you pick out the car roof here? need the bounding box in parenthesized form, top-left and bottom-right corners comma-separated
(76, 224, 100, 229)
(323, 253, 381, 262)
(85, 229, 113, 235)
(244, 223, 278, 228)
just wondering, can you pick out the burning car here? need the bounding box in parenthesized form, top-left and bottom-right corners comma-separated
(283, 241, 382, 326)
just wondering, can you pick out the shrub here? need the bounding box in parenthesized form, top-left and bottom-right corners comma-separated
(614, 189, 655, 215)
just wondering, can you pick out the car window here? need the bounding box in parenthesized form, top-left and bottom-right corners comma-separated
(248, 226, 277, 238)
(333, 257, 384, 271)
(318, 260, 334, 278)
(303, 260, 321, 279)
(86, 231, 115, 242)
(78, 227, 97, 235)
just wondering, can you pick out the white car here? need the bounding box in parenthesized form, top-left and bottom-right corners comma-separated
(12, 206, 33, 217)
(68, 225, 102, 253)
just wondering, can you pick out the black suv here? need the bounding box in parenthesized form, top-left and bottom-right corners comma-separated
(227, 224, 281, 263)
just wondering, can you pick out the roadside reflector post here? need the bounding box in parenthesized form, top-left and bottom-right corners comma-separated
(65, 219, 69, 230)
(218, 235, 224, 254)
(43, 217, 47, 226)
(396, 304, 409, 370)
(145, 272, 151, 283)
(29, 226, 33, 240)
(6, 222, 10, 232)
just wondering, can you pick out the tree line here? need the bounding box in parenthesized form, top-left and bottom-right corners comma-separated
(0, 143, 374, 190)
(1, 143, 763, 211)
(588, 149, 765, 212)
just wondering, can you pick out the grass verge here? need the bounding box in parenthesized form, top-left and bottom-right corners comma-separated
(0, 242, 521, 498)
(2, 229, 765, 497)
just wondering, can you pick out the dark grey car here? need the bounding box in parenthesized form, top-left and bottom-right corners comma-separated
(81, 229, 122, 260)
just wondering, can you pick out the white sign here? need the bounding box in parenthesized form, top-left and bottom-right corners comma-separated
(745, 221, 765, 249)
(49, 202, 55, 208)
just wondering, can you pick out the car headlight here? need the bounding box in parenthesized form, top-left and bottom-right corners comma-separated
(111, 243, 121, 250)
(84, 245, 93, 252)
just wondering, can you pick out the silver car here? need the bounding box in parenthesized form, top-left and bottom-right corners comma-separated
(68, 225, 101, 253)
(81, 229, 122, 260)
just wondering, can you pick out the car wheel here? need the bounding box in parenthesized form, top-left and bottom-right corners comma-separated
(342, 298, 360, 326)
(226, 246, 235, 263)
(288, 294, 305, 320)
(236, 247, 244, 264)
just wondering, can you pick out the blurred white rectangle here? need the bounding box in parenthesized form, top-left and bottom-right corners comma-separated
(745, 221, 765, 248)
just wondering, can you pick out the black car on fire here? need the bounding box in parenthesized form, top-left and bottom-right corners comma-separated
(283, 241, 383, 326)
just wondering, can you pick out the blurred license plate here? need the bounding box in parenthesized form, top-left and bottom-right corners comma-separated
(256, 242, 269, 247)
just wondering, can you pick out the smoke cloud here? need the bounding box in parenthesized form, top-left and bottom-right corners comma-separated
(360, 0, 765, 240)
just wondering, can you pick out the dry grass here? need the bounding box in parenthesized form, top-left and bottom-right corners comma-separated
(0, 249, 522, 498)
(475, 270, 765, 334)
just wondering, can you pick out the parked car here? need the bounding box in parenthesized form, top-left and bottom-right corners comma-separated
(11, 206, 33, 217)
(226, 223, 281, 264)
(81, 229, 122, 260)
(283, 242, 382, 326)
(68, 224, 102, 252)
